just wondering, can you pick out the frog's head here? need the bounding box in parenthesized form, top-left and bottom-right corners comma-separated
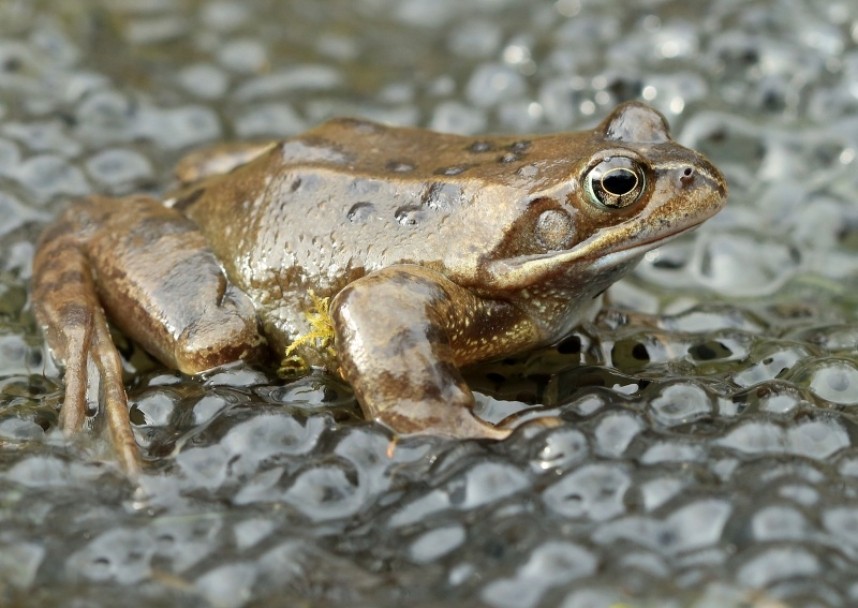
(483, 101, 727, 294)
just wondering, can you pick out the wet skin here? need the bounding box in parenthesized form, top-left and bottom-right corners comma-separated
(31, 102, 727, 475)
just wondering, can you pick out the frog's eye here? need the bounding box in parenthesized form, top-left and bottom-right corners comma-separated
(585, 157, 646, 209)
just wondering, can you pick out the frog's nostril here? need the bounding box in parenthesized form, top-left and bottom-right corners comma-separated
(679, 166, 695, 186)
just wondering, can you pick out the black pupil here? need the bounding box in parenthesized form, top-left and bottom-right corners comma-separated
(602, 169, 637, 195)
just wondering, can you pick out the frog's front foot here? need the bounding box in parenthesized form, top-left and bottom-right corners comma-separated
(375, 397, 511, 440)
(331, 265, 537, 441)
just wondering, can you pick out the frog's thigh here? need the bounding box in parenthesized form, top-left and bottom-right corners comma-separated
(79, 196, 265, 374)
(330, 265, 539, 439)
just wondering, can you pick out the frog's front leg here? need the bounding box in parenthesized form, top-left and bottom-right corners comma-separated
(331, 265, 541, 439)
(32, 196, 263, 475)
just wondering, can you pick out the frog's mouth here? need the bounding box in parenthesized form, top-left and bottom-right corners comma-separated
(484, 220, 704, 291)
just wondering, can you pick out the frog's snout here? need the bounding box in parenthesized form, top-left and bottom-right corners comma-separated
(674, 155, 728, 203)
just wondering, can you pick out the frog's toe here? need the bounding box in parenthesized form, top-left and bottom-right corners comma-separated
(513, 415, 564, 432)
(50, 312, 143, 478)
(375, 405, 511, 441)
(536, 416, 564, 429)
(498, 412, 565, 435)
(440, 412, 512, 440)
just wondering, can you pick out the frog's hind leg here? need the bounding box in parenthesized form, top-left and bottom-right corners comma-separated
(33, 216, 142, 475)
(32, 196, 264, 475)
(173, 141, 277, 186)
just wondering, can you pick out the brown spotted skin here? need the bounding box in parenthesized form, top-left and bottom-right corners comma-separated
(32, 101, 727, 468)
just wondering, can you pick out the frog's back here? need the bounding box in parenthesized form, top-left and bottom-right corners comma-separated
(286, 117, 576, 186)
(181, 119, 584, 293)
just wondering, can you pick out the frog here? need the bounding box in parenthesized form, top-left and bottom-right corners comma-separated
(31, 101, 727, 475)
